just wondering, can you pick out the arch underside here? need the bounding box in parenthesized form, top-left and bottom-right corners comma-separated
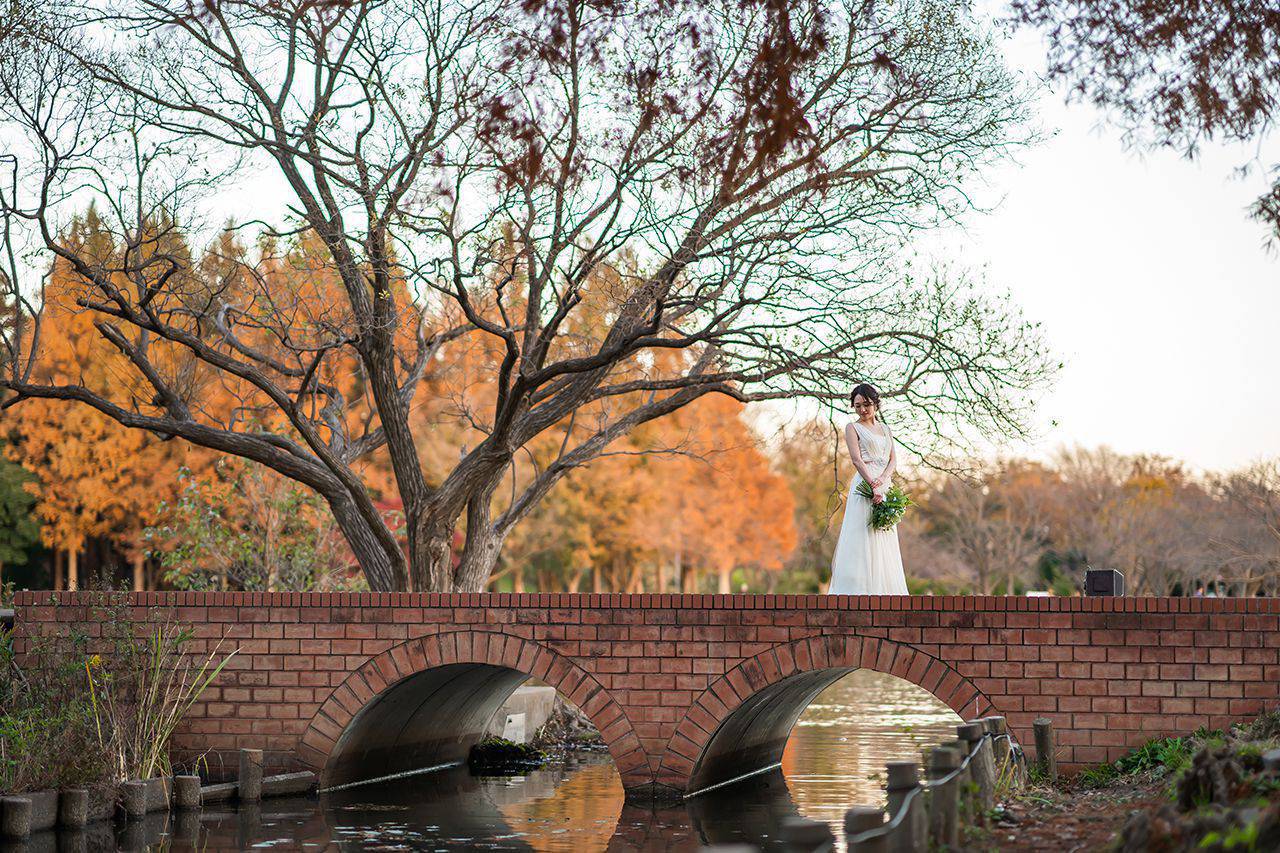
(687, 667, 856, 792)
(324, 663, 528, 788)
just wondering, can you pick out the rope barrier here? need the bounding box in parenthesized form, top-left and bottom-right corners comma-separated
(845, 730, 1025, 847)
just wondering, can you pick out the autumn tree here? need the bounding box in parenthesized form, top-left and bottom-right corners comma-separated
(624, 395, 796, 594)
(4, 210, 186, 588)
(2, 0, 1053, 591)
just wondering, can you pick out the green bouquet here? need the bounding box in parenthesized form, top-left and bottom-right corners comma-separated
(855, 480, 914, 531)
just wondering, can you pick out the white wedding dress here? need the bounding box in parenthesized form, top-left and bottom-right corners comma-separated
(827, 420, 908, 595)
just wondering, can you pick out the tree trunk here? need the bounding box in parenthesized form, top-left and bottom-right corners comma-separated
(328, 496, 405, 592)
(454, 530, 505, 592)
(132, 553, 145, 592)
(68, 549, 79, 591)
(718, 564, 732, 594)
(417, 518, 454, 592)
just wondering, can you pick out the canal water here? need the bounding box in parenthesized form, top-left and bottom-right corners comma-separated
(189, 670, 961, 851)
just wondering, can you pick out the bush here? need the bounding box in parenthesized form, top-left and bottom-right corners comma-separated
(0, 624, 109, 792)
(0, 581, 234, 792)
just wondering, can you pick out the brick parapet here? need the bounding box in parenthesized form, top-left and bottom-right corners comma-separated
(11, 592, 1280, 786)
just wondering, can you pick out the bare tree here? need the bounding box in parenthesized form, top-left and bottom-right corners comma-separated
(922, 459, 1052, 594)
(1, 0, 1053, 591)
(1216, 460, 1280, 595)
(1048, 447, 1223, 595)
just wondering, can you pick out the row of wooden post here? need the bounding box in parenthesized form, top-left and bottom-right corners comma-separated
(707, 715, 1051, 853)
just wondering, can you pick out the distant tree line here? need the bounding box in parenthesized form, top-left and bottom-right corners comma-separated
(771, 427, 1280, 598)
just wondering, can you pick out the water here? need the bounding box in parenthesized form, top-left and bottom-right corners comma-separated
(187, 671, 961, 851)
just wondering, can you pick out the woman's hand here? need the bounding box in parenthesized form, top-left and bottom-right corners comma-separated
(870, 476, 884, 489)
(872, 490, 886, 504)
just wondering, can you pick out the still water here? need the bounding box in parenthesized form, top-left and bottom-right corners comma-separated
(190, 670, 960, 851)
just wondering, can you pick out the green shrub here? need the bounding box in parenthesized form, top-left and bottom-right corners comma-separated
(0, 622, 109, 792)
(1078, 736, 1195, 789)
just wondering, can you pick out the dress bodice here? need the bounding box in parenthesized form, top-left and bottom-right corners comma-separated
(851, 421, 892, 470)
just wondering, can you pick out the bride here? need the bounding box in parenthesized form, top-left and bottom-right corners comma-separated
(827, 383, 908, 595)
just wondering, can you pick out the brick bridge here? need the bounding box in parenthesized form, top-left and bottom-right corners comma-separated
(12, 592, 1280, 800)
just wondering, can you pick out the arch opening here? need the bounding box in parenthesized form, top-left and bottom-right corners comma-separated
(676, 638, 991, 797)
(687, 667, 856, 793)
(324, 662, 531, 788)
(308, 632, 639, 791)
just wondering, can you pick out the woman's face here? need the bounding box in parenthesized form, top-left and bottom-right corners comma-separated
(853, 394, 876, 419)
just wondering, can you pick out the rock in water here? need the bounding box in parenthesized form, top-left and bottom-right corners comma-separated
(467, 738, 547, 773)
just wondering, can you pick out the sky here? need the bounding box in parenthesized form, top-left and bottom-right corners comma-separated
(951, 20, 1280, 473)
(10, 6, 1275, 474)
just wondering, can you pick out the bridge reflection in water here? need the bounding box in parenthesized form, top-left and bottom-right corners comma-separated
(172, 671, 959, 852)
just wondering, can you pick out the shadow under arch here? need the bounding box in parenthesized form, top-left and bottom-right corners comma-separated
(298, 630, 644, 789)
(666, 634, 993, 794)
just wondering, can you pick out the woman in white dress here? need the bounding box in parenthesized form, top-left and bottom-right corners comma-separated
(827, 383, 909, 595)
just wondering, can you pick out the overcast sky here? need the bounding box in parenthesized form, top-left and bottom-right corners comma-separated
(954, 18, 1280, 473)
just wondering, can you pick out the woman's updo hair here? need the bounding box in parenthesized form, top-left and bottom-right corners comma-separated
(849, 383, 881, 410)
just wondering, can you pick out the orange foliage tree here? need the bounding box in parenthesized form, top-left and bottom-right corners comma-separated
(502, 394, 796, 593)
(5, 210, 186, 587)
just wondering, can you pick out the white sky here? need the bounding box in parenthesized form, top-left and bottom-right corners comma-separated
(14, 8, 1275, 474)
(954, 21, 1280, 473)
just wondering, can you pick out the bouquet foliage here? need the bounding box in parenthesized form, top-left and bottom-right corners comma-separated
(855, 480, 913, 531)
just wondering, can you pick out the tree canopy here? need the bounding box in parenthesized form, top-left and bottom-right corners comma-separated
(2, 0, 1054, 591)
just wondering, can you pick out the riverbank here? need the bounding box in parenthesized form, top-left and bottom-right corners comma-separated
(983, 710, 1280, 851)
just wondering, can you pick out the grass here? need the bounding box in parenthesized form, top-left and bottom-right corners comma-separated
(1, 577, 236, 791)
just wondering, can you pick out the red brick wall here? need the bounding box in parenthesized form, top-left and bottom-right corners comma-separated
(11, 591, 1280, 791)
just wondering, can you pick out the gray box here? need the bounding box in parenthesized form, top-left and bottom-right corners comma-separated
(1085, 568, 1125, 596)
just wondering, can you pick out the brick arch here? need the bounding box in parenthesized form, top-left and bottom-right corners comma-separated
(298, 629, 646, 788)
(659, 633, 994, 794)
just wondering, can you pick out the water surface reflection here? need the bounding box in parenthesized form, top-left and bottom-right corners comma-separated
(185, 670, 960, 851)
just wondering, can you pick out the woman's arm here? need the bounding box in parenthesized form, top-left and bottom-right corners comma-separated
(844, 424, 877, 486)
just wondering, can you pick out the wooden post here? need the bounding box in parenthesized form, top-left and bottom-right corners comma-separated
(238, 749, 263, 801)
(780, 816, 833, 851)
(941, 738, 975, 824)
(884, 761, 923, 853)
(957, 722, 993, 810)
(927, 746, 962, 850)
(979, 717, 1009, 794)
(982, 717, 1009, 765)
(1034, 718, 1057, 782)
(845, 806, 887, 853)
(67, 549, 78, 592)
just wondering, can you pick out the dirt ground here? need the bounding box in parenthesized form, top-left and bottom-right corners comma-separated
(976, 778, 1165, 852)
